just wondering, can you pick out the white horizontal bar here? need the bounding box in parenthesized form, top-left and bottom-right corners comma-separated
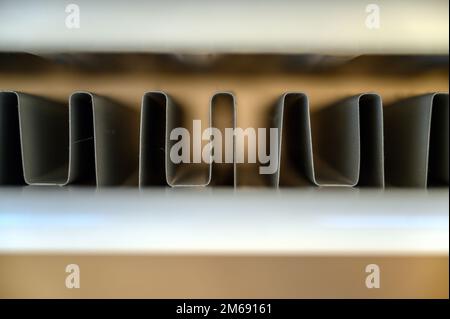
(0, 188, 448, 254)
(0, 0, 448, 54)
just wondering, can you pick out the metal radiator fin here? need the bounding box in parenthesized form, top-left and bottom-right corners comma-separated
(0, 91, 138, 186)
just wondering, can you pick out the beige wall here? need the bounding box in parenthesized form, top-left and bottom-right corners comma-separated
(0, 254, 448, 298)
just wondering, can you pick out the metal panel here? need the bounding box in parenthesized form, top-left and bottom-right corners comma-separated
(0, 91, 138, 186)
(385, 93, 449, 187)
(139, 91, 236, 187)
(273, 93, 384, 187)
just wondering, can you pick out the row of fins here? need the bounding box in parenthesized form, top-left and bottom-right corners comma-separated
(0, 91, 448, 188)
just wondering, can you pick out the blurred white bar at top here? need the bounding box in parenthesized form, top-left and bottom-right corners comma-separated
(0, 0, 448, 54)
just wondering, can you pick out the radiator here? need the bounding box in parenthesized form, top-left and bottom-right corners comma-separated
(1, 90, 448, 188)
(0, 0, 448, 299)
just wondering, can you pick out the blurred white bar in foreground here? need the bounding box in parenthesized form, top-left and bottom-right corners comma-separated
(0, 0, 448, 54)
(0, 188, 448, 255)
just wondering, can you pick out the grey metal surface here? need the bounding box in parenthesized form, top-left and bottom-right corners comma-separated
(273, 93, 384, 187)
(139, 91, 236, 187)
(8, 92, 68, 185)
(384, 93, 449, 187)
(0, 91, 138, 186)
